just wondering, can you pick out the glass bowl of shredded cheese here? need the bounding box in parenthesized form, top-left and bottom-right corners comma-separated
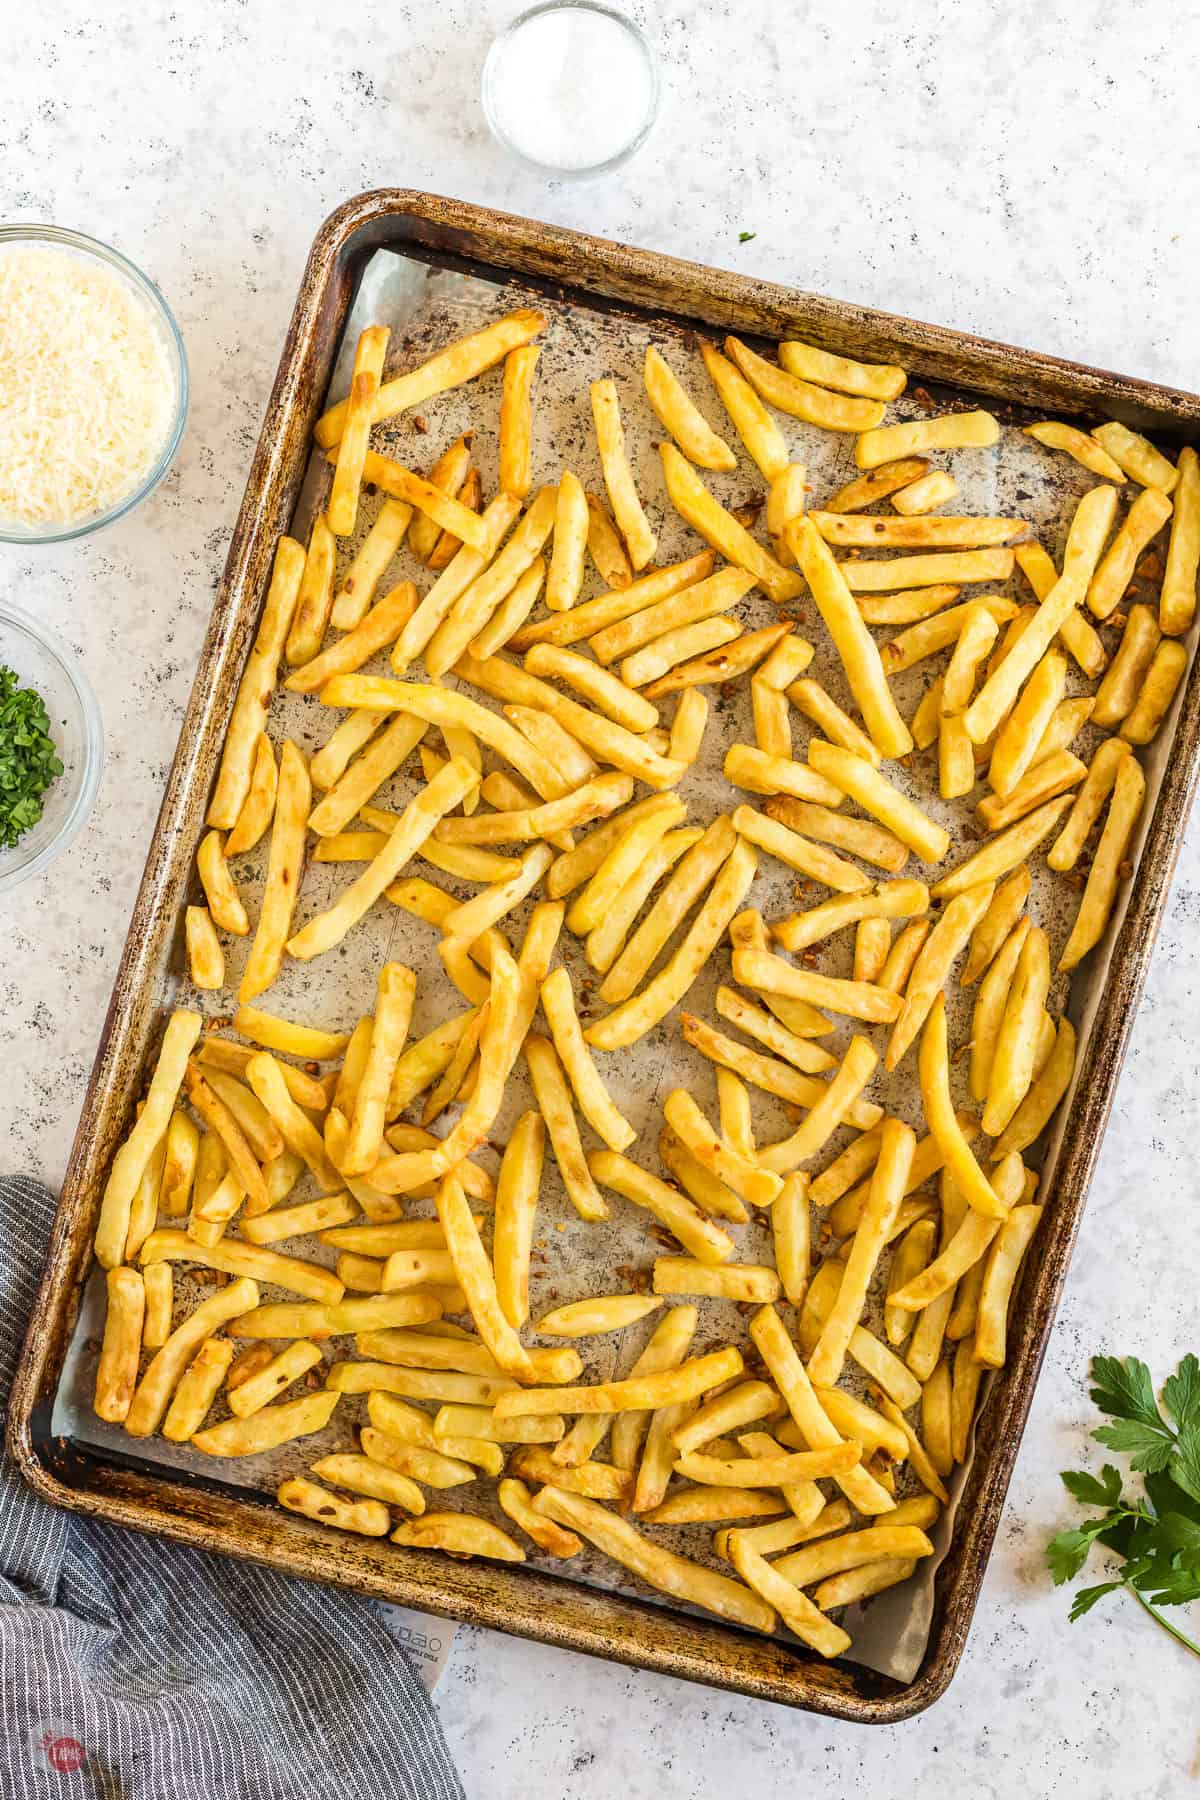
(0, 224, 187, 544)
(0, 600, 103, 894)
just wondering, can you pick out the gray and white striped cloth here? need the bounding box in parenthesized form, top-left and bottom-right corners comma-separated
(0, 1176, 464, 1800)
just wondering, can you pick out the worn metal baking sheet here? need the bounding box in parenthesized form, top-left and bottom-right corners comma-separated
(12, 193, 1200, 1724)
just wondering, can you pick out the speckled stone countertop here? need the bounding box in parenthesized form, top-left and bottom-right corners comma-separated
(5, 4, 1200, 1795)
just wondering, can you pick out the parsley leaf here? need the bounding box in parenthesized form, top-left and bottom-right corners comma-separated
(738, 231, 757, 243)
(1061, 1465, 1123, 1509)
(1047, 1354, 1200, 1660)
(1068, 1581, 1122, 1621)
(0, 666, 63, 851)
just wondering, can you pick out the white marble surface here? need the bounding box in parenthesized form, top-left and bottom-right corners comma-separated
(4, 3, 1200, 1794)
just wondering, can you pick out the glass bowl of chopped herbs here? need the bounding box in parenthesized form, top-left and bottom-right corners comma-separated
(0, 602, 102, 894)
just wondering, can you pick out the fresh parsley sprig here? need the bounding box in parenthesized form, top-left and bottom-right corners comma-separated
(1047, 1354, 1200, 1656)
(0, 665, 63, 851)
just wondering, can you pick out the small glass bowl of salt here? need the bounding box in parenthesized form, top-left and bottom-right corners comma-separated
(482, 1, 659, 179)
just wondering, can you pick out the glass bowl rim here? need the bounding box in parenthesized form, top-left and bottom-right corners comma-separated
(0, 597, 104, 896)
(481, 0, 661, 180)
(0, 221, 189, 546)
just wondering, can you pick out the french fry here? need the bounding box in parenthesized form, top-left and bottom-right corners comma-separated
(731, 946, 902, 1025)
(93, 1267, 145, 1422)
(725, 334, 884, 432)
(288, 757, 479, 959)
(471, 557, 545, 659)
(286, 512, 337, 666)
(196, 1066, 283, 1164)
(391, 1513, 526, 1560)
(184, 905, 224, 991)
(773, 879, 930, 955)
(807, 741, 949, 862)
(647, 1488, 787, 1525)
(808, 1119, 916, 1386)
(764, 796, 908, 873)
(662, 1088, 781, 1207)
(640, 622, 792, 699)
(724, 742, 845, 808)
(581, 492, 630, 588)
(787, 518, 914, 757)
(192, 1388, 340, 1458)
(493, 1346, 743, 1420)
(1087, 485, 1173, 620)
(142, 1259, 173, 1348)
(585, 828, 701, 972)
(961, 865, 1029, 984)
(157, 1110, 200, 1221)
(424, 487, 557, 678)
(286, 583, 419, 700)
(342, 963, 416, 1175)
(681, 1013, 874, 1123)
(1159, 444, 1200, 634)
(241, 1192, 355, 1246)
(332, 499, 413, 632)
(699, 340, 789, 478)
(891, 469, 958, 514)
(1091, 420, 1178, 492)
(1120, 640, 1188, 743)
(1013, 539, 1108, 679)
(714, 1501, 854, 1561)
(307, 1452, 427, 1516)
(778, 336, 905, 402)
(855, 410, 999, 470)
(241, 1053, 341, 1195)
(812, 1386, 910, 1461)
(537, 1295, 662, 1337)
(756, 1036, 880, 1176)
(239, 740, 311, 1000)
(623, 617, 743, 692)
(524, 1033, 608, 1222)
(590, 378, 656, 569)
(392, 495, 523, 671)
(773, 1521, 934, 1589)
(1060, 754, 1146, 970)
(658, 1129, 748, 1225)
(231, 1006, 347, 1062)
(885, 882, 994, 1070)
(496, 344, 539, 498)
(932, 794, 1073, 899)
(888, 1157, 1022, 1312)
(812, 511, 1026, 549)
(537, 966, 635, 1151)
(315, 309, 545, 448)
(490, 1109, 544, 1332)
(208, 535, 304, 827)
(847, 548, 1013, 593)
(124, 1274, 257, 1437)
(226, 1340, 323, 1418)
(330, 1363, 509, 1406)
(160, 1336, 235, 1442)
(734, 802, 874, 892)
(277, 1478, 388, 1537)
(534, 1486, 773, 1631)
(723, 1534, 850, 1658)
(1092, 603, 1163, 728)
(826, 458, 931, 513)
(677, 1444, 859, 1487)
(498, 1477, 582, 1557)
(658, 442, 803, 602)
(651, 1260, 781, 1303)
(970, 917, 1030, 1103)
(140, 1225, 343, 1303)
(768, 461, 808, 560)
(196, 831, 248, 936)
(919, 996, 1004, 1218)
(408, 434, 473, 564)
(992, 1018, 1077, 1158)
(713, 986, 835, 1076)
(670, 1382, 782, 1457)
(95, 1009, 202, 1270)
(588, 1150, 735, 1264)
(588, 837, 756, 1045)
(452, 653, 686, 790)
(750, 675, 792, 758)
(974, 1204, 1043, 1365)
(587, 565, 754, 668)
(225, 732, 278, 857)
(1023, 419, 1125, 482)
(435, 1171, 535, 1380)
(810, 1130, 882, 1212)
(644, 345, 736, 470)
(979, 752, 1086, 833)
(858, 585, 963, 626)
(787, 676, 881, 767)
(327, 324, 389, 538)
(749, 1305, 895, 1515)
(854, 917, 892, 984)
(1048, 737, 1133, 873)
(982, 926, 1051, 1135)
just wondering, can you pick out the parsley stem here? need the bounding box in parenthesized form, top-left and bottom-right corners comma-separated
(1125, 1580, 1200, 1660)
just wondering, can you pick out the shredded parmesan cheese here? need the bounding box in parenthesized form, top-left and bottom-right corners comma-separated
(0, 246, 177, 528)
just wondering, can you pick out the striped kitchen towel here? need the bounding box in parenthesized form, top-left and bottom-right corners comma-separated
(0, 1175, 464, 1800)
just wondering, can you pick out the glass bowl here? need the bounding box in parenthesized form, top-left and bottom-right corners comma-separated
(0, 601, 103, 895)
(482, 2, 660, 179)
(0, 223, 188, 545)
